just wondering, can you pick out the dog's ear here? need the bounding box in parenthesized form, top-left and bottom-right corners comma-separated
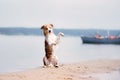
(41, 25, 44, 29)
(50, 24, 53, 27)
(41, 26, 43, 29)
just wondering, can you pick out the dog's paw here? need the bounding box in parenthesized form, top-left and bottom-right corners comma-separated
(48, 64, 54, 67)
(43, 66, 47, 68)
(54, 65, 59, 68)
(59, 32, 64, 37)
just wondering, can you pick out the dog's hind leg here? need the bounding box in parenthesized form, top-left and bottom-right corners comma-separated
(43, 56, 49, 67)
(53, 56, 59, 68)
(43, 56, 54, 67)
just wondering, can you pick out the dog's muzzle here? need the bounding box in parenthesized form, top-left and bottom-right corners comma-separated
(49, 30, 51, 33)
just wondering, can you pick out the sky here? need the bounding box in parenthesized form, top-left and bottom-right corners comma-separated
(0, 0, 120, 29)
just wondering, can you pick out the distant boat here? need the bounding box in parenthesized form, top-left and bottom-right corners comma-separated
(81, 31, 120, 44)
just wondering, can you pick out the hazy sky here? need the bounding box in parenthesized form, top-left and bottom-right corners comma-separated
(0, 0, 120, 29)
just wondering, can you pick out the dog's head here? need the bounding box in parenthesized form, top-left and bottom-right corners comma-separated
(41, 24, 54, 36)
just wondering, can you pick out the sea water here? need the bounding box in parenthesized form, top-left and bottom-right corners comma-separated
(0, 35, 120, 73)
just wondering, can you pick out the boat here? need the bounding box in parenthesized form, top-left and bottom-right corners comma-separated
(81, 36, 120, 44)
(81, 31, 120, 44)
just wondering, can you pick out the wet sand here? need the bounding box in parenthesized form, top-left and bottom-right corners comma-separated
(0, 59, 120, 80)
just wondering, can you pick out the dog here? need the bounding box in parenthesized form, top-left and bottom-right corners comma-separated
(41, 24, 64, 67)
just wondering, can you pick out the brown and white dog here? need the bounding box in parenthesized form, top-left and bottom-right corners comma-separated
(41, 24, 64, 67)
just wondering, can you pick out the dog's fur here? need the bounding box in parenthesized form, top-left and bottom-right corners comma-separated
(41, 24, 64, 67)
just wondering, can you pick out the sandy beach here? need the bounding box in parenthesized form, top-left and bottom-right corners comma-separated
(0, 59, 120, 80)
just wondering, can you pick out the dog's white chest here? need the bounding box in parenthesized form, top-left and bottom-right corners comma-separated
(46, 34, 57, 45)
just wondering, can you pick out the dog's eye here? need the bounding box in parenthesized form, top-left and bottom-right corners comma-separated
(45, 28, 48, 30)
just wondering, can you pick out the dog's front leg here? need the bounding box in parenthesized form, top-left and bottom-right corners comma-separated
(55, 32, 64, 44)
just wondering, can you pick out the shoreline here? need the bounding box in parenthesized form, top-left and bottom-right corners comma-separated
(0, 59, 120, 80)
